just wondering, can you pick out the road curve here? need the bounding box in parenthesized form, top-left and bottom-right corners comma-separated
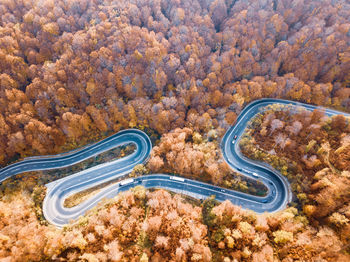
(0, 99, 348, 227)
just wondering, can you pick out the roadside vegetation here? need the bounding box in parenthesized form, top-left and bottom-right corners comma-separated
(240, 104, 350, 259)
(1, 185, 349, 261)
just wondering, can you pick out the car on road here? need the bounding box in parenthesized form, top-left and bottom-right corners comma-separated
(170, 176, 185, 182)
(120, 178, 134, 186)
(252, 172, 259, 178)
(232, 135, 238, 144)
(236, 167, 242, 172)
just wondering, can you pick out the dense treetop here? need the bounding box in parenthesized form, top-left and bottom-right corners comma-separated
(0, 0, 349, 165)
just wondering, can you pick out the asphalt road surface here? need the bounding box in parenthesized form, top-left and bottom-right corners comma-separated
(0, 99, 348, 227)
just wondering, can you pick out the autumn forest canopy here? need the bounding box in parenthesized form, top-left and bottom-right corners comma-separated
(0, 0, 350, 261)
(0, 0, 349, 165)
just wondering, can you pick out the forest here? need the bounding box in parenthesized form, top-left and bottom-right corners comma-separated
(0, 0, 349, 261)
(240, 104, 350, 260)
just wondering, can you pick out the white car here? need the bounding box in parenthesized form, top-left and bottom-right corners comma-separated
(170, 176, 185, 182)
(120, 178, 134, 186)
(232, 135, 238, 144)
(252, 172, 259, 178)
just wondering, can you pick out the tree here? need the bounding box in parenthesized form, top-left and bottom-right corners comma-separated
(270, 119, 284, 133)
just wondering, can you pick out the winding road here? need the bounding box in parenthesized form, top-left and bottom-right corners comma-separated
(0, 99, 348, 227)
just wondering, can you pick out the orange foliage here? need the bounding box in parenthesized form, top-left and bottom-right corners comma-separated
(148, 128, 230, 185)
